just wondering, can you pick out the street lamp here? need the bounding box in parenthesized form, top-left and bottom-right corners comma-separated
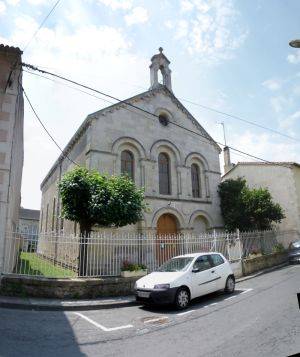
(289, 39, 300, 48)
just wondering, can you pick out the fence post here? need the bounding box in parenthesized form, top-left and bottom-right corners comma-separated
(236, 228, 242, 260)
(226, 233, 231, 261)
(213, 229, 217, 251)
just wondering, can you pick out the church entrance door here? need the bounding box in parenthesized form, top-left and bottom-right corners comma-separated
(156, 214, 179, 266)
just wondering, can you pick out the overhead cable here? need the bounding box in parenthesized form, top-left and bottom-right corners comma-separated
(22, 85, 79, 166)
(23, 0, 62, 52)
(22, 62, 293, 169)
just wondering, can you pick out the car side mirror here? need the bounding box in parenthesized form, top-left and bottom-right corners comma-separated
(192, 268, 200, 273)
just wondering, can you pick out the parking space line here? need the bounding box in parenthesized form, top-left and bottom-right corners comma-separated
(240, 288, 253, 294)
(74, 312, 133, 332)
(177, 309, 195, 316)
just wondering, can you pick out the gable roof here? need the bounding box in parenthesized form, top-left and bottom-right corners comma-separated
(222, 161, 300, 178)
(19, 208, 40, 220)
(41, 85, 220, 188)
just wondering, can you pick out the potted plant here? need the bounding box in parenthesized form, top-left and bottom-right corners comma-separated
(120, 260, 147, 278)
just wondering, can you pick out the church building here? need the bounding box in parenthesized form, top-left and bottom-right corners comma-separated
(40, 49, 223, 236)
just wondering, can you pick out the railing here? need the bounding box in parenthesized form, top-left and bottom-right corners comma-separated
(2, 229, 296, 278)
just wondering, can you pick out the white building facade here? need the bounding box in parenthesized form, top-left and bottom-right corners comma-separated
(40, 49, 223, 237)
(222, 161, 300, 235)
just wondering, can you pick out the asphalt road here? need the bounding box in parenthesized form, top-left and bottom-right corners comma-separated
(0, 265, 299, 357)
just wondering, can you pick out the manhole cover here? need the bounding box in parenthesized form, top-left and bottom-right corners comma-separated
(141, 316, 169, 325)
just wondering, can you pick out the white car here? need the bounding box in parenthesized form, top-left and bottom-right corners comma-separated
(135, 252, 235, 309)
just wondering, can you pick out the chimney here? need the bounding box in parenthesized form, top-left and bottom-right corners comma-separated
(223, 146, 234, 173)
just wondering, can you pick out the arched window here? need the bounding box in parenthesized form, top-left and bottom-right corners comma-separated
(158, 153, 171, 195)
(191, 163, 201, 198)
(121, 150, 134, 180)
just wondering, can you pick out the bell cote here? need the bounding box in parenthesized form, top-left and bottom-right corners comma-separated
(149, 47, 172, 92)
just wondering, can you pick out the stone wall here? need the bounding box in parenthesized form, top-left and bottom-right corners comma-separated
(0, 275, 139, 299)
(241, 252, 288, 276)
(0, 45, 24, 274)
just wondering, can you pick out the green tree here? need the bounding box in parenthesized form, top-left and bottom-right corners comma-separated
(218, 177, 284, 232)
(58, 167, 145, 275)
(241, 187, 284, 230)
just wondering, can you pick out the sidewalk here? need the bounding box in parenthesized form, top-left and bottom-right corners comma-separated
(0, 262, 288, 311)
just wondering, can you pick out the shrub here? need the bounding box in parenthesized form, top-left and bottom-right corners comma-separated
(121, 260, 147, 271)
(272, 243, 285, 253)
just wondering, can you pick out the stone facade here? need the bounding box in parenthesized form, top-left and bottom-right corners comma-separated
(40, 50, 223, 237)
(0, 45, 24, 273)
(222, 161, 300, 234)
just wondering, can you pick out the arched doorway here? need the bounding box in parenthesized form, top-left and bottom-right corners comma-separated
(193, 215, 209, 236)
(156, 214, 179, 265)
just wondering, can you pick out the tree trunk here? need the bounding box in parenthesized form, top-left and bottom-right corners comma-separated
(79, 221, 92, 277)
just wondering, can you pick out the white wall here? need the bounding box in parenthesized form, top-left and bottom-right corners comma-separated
(223, 164, 300, 232)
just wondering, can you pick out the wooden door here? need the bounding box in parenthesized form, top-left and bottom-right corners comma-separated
(156, 214, 178, 265)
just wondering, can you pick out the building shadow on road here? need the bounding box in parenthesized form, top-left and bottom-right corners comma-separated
(0, 308, 85, 357)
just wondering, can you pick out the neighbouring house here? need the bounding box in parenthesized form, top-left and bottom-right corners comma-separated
(222, 147, 300, 246)
(40, 49, 223, 238)
(19, 208, 40, 252)
(0, 45, 24, 274)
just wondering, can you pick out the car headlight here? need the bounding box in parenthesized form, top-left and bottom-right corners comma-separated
(153, 284, 170, 290)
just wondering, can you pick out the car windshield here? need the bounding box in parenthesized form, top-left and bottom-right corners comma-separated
(157, 257, 194, 272)
(291, 241, 300, 248)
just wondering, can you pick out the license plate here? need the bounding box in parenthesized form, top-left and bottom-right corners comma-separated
(138, 291, 150, 298)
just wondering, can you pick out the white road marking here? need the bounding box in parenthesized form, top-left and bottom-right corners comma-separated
(224, 295, 237, 301)
(240, 288, 253, 294)
(74, 312, 133, 332)
(203, 302, 218, 309)
(177, 309, 195, 316)
(143, 317, 168, 324)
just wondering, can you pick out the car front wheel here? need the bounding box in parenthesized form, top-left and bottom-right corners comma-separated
(175, 287, 190, 310)
(224, 276, 235, 294)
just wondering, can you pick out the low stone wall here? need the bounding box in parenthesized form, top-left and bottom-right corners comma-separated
(241, 252, 288, 276)
(0, 275, 139, 299)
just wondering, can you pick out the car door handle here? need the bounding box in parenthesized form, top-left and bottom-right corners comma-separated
(211, 270, 215, 273)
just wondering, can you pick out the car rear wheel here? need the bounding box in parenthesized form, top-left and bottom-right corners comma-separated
(175, 287, 190, 310)
(224, 276, 235, 294)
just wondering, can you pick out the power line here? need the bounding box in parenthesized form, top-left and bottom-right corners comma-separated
(23, 69, 116, 106)
(180, 97, 300, 143)
(22, 62, 293, 169)
(22, 85, 79, 166)
(60, 76, 299, 144)
(23, 0, 62, 52)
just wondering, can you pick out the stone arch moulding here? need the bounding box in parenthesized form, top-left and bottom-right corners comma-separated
(111, 136, 147, 159)
(151, 206, 186, 229)
(154, 107, 173, 119)
(188, 210, 213, 229)
(184, 152, 209, 171)
(150, 139, 182, 165)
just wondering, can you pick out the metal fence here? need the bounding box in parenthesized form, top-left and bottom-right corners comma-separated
(2, 229, 297, 278)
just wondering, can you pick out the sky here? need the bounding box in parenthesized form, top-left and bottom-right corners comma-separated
(0, 0, 300, 210)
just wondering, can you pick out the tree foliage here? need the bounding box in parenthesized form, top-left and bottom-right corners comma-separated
(58, 167, 145, 234)
(218, 177, 284, 232)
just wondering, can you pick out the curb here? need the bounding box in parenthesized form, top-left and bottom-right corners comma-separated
(0, 296, 139, 311)
(0, 262, 289, 311)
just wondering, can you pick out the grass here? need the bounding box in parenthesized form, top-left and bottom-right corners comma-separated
(16, 252, 77, 278)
